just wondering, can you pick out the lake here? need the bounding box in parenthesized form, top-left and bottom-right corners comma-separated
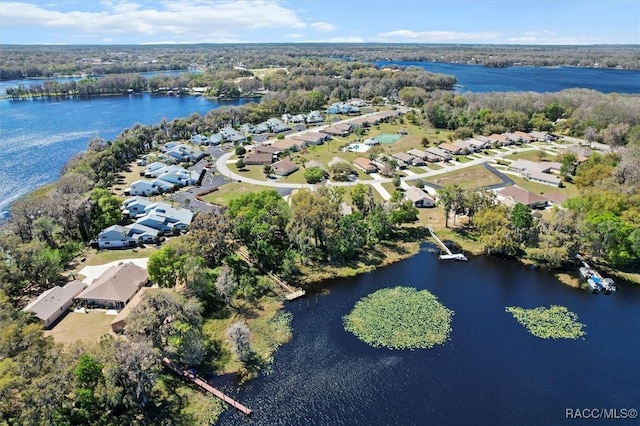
(376, 61, 640, 94)
(2, 62, 640, 213)
(216, 247, 640, 426)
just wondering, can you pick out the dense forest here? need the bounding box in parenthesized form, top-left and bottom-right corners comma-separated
(2, 43, 639, 81)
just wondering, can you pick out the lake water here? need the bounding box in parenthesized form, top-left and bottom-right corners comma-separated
(216, 247, 640, 426)
(2, 63, 639, 214)
(376, 61, 640, 94)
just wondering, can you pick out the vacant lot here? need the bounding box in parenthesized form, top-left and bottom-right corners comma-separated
(428, 165, 503, 189)
(45, 311, 114, 345)
(505, 150, 557, 162)
(202, 182, 273, 206)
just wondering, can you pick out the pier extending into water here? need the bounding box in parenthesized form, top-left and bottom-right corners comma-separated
(237, 247, 306, 300)
(162, 357, 253, 416)
(427, 227, 468, 261)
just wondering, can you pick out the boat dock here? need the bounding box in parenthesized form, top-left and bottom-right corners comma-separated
(162, 357, 252, 416)
(577, 255, 616, 293)
(427, 227, 468, 261)
(237, 248, 306, 300)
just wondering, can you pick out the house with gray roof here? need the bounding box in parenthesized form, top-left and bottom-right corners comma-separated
(405, 187, 436, 208)
(136, 202, 193, 233)
(98, 225, 137, 249)
(426, 147, 452, 161)
(76, 263, 149, 309)
(122, 197, 152, 218)
(22, 280, 86, 328)
(271, 159, 299, 176)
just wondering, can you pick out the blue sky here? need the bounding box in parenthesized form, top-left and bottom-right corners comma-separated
(1, 1, 638, 45)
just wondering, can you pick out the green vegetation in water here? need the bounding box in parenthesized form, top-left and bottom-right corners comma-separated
(343, 287, 454, 350)
(505, 305, 586, 340)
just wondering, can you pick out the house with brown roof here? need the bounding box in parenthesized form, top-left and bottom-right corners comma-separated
(271, 159, 300, 176)
(321, 124, 351, 136)
(542, 192, 568, 206)
(110, 287, 160, 333)
(426, 147, 452, 161)
(253, 145, 281, 155)
(270, 138, 302, 151)
(497, 186, 548, 209)
(438, 143, 465, 155)
(293, 132, 329, 146)
(392, 152, 415, 165)
(353, 157, 377, 174)
(488, 134, 512, 146)
(513, 131, 534, 142)
(452, 139, 476, 153)
(75, 263, 149, 309)
(22, 280, 87, 328)
(244, 152, 273, 165)
(405, 187, 436, 208)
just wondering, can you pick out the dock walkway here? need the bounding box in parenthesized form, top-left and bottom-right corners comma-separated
(427, 227, 468, 261)
(162, 357, 252, 416)
(237, 248, 306, 300)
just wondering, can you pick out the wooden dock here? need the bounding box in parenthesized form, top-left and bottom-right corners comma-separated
(237, 248, 306, 300)
(427, 227, 468, 261)
(162, 357, 252, 416)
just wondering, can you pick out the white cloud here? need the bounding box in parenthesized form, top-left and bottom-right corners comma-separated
(376, 29, 501, 43)
(310, 21, 336, 32)
(1, 1, 307, 42)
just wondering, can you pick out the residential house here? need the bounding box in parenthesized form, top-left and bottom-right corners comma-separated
(508, 159, 561, 174)
(328, 156, 349, 168)
(426, 147, 452, 161)
(142, 161, 167, 176)
(207, 133, 223, 145)
(165, 145, 204, 163)
(128, 179, 159, 196)
(76, 263, 149, 309)
(97, 225, 137, 249)
(161, 141, 181, 152)
(150, 178, 175, 193)
(503, 133, 524, 144)
(282, 113, 306, 124)
(392, 152, 415, 165)
(525, 170, 561, 187)
(321, 123, 351, 137)
(529, 131, 556, 142)
(513, 131, 534, 143)
(474, 135, 492, 144)
(438, 143, 465, 155)
(305, 110, 324, 124)
(293, 132, 329, 146)
(244, 153, 274, 165)
(405, 187, 436, 208)
(466, 138, 490, 150)
(220, 127, 246, 143)
(407, 148, 429, 160)
(348, 116, 377, 128)
(125, 223, 160, 244)
(122, 197, 151, 219)
(497, 186, 548, 209)
(252, 123, 271, 134)
(266, 118, 290, 133)
(488, 134, 511, 146)
(326, 102, 359, 115)
(364, 137, 379, 146)
(110, 287, 160, 333)
(136, 202, 193, 233)
(253, 145, 281, 156)
(304, 160, 327, 172)
(271, 159, 299, 176)
(452, 139, 476, 153)
(190, 134, 208, 145)
(353, 157, 377, 174)
(22, 280, 87, 328)
(542, 192, 568, 207)
(270, 138, 302, 152)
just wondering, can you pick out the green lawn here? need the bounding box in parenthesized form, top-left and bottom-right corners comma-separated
(426, 164, 503, 190)
(81, 246, 157, 266)
(505, 150, 557, 162)
(202, 182, 273, 206)
(455, 156, 473, 163)
(508, 175, 580, 199)
(426, 163, 443, 170)
(45, 311, 114, 345)
(381, 182, 398, 196)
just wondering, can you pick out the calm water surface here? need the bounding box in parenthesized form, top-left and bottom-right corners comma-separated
(217, 248, 640, 426)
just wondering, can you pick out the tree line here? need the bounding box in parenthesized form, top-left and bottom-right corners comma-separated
(2, 44, 639, 81)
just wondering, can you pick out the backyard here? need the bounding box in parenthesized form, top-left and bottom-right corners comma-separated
(427, 165, 503, 190)
(44, 311, 114, 345)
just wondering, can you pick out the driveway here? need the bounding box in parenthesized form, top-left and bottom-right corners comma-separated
(79, 258, 149, 284)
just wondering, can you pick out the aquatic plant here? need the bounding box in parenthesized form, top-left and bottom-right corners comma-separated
(343, 287, 454, 350)
(505, 305, 586, 340)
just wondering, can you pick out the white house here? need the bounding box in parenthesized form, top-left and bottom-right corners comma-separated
(405, 186, 436, 208)
(125, 223, 160, 244)
(122, 197, 152, 218)
(97, 225, 137, 249)
(143, 161, 167, 176)
(135, 202, 193, 234)
(128, 179, 159, 196)
(305, 111, 324, 124)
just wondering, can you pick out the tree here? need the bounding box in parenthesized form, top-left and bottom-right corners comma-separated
(236, 158, 246, 170)
(437, 184, 464, 227)
(147, 244, 186, 288)
(329, 162, 354, 181)
(287, 187, 341, 253)
(186, 211, 232, 265)
(474, 205, 519, 255)
(559, 152, 578, 178)
(126, 290, 204, 366)
(392, 174, 401, 188)
(303, 166, 325, 184)
(389, 200, 419, 225)
(327, 213, 367, 262)
(263, 164, 273, 177)
(215, 264, 237, 307)
(89, 188, 122, 236)
(510, 203, 534, 243)
(226, 321, 252, 363)
(235, 145, 246, 156)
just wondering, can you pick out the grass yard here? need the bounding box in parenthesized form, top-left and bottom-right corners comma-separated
(426, 163, 443, 170)
(382, 182, 398, 196)
(505, 150, 558, 162)
(455, 156, 473, 163)
(427, 165, 503, 190)
(80, 246, 157, 267)
(45, 311, 114, 345)
(342, 184, 383, 204)
(249, 67, 287, 79)
(111, 162, 146, 196)
(508, 175, 580, 199)
(202, 182, 273, 206)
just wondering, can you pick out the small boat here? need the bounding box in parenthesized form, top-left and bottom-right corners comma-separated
(586, 277, 602, 294)
(602, 278, 616, 293)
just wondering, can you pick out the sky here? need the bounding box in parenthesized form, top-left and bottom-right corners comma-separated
(0, 0, 638, 45)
